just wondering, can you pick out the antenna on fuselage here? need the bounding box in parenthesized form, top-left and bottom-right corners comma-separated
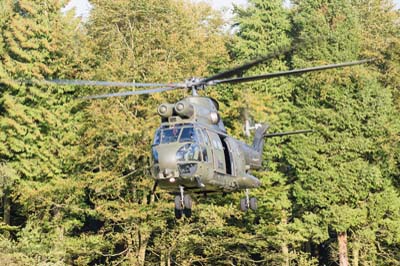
(191, 87, 198, 96)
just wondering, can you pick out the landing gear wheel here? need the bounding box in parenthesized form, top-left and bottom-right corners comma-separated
(183, 208, 192, 218)
(174, 195, 183, 219)
(174, 195, 183, 210)
(183, 195, 192, 209)
(249, 197, 257, 211)
(174, 208, 183, 219)
(174, 187, 193, 218)
(240, 198, 248, 212)
(183, 195, 192, 217)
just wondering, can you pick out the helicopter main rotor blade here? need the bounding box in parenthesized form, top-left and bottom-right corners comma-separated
(83, 86, 182, 99)
(210, 59, 374, 85)
(44, 79, 180, 88)
(201, 47, 293, 84)
(264, 129, 314, 138)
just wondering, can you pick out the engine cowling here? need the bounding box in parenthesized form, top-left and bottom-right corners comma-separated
(158, 103, 175, 118)
(174, 101, 194, 118)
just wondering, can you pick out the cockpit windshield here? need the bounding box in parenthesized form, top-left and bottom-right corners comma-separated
(153, 125, 199, 145)
(179, 127, 198, 143)
(161, 128, 181, 144)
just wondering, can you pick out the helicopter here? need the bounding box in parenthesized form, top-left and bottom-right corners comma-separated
(45, 51, 373, 219)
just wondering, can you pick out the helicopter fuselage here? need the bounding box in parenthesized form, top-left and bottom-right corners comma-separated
(150, 96, 264, 194)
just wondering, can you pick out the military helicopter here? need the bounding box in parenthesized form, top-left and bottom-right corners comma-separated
(47, 52, 373, 219)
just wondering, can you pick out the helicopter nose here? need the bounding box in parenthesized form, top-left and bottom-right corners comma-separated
(155, 145, 178, 170)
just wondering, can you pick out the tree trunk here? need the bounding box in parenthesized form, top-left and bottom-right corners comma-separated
(282, 243, 289, 266)
(160, 252, 165, 266)
(281, 209, 289, 266)
(138, 230, 149, 266)
(338, 232, 349, 266)
(160, 250, 171, 266)
(352, 239, 360, 266)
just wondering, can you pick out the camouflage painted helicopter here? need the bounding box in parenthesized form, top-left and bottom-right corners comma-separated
(49, 53, 373, 219)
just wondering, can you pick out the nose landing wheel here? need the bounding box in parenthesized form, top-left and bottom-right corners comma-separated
(174, 186, 192, 219)
(240, 189, 257, 212)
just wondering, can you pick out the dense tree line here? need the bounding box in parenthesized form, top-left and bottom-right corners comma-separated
(0, 0, 399, 265)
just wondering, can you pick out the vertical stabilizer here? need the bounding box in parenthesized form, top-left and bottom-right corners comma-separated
(252, 124, 269, 153)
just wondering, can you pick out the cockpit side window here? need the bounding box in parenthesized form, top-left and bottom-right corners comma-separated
(201, 129, 210, 145)
(161, 128, 181, 144)
(176, 143, 201, 162)
(196, 129, 205, 144)
(196, 129, 209, 162)
(153, 130, 161, 145)
(179, 127, 198, 143)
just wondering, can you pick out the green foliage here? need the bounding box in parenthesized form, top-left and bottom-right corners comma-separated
(0, 0, 399, 265)
(286, 0, 400, 264)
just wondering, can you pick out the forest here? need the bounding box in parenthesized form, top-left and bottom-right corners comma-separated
(0, 0, 399, 265)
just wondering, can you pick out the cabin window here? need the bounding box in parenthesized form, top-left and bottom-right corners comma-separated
(202, 147, 208, 162)
(179, 127, 198, 143)
(212, 138, 223, 150)
(161, 128, 181, 144)
(217, 140, 223, 150)
(212, 139, 218, 149)
(201, 129, 210, 145)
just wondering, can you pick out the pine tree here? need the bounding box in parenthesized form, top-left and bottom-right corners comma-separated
(288, 1, 400, 265)
(0, 0, 89, 263)
(351, 1, 400, 263)
(67, 0, 229, 264)
(226, 1, 314, 265)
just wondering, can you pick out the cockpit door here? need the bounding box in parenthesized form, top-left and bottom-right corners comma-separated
(207, 131, 226, 173)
